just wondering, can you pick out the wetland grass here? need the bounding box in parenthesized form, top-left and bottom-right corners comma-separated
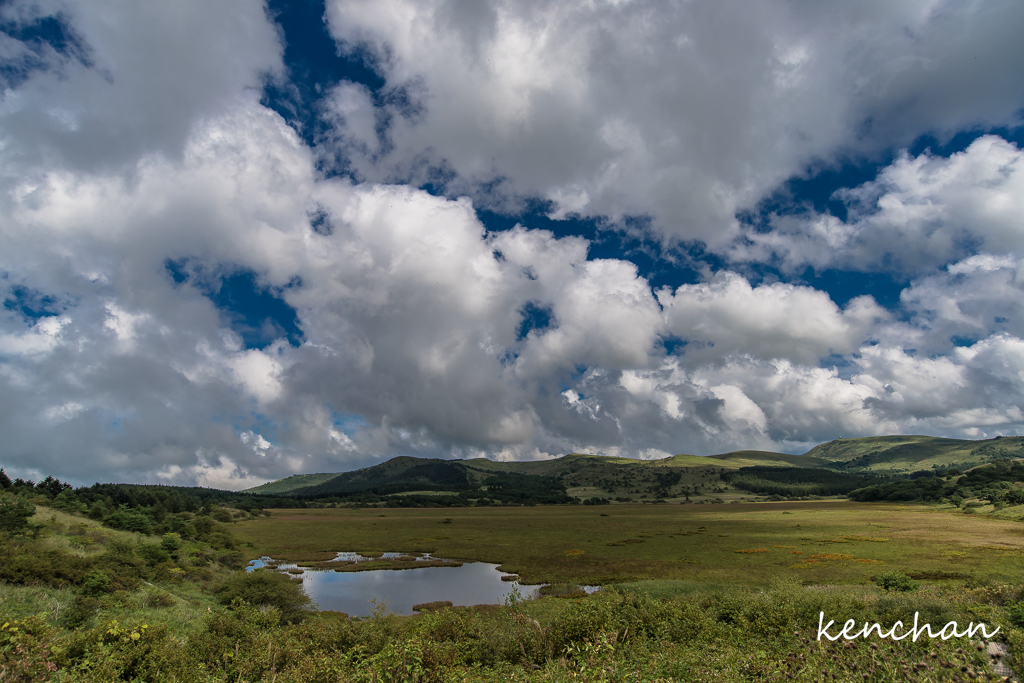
(232, 501, 1024, 587)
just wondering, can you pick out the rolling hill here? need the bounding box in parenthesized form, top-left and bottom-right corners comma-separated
(242, 435, 1024, 504)
(806, 435, 1024, 473)
(245, 457, 475, 497)
(243, 472, 342, 495)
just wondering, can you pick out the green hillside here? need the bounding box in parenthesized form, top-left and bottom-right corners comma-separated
(705, 450, 832, 469)
(463, 453, 640, 476)
(284, 457, 474, 497)
(244, 472, 341, 495)
(807, 435, 1024, 473)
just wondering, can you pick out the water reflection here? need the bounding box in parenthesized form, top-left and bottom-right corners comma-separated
(247, 553, 598, 617)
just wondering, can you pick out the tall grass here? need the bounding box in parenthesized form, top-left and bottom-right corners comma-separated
(3, 581, 1015, 681)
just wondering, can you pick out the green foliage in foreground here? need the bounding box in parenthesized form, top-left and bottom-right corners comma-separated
(216, 570, 315, 624)
(3, 580, 1020, 682)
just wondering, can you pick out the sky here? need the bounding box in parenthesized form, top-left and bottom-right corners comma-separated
(1, 0, 1024, 489)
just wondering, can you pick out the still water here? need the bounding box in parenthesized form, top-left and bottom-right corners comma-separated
(248, 553, 530, 617)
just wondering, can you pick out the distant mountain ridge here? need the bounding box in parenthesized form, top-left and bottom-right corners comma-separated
(244, 435, 1024, 500)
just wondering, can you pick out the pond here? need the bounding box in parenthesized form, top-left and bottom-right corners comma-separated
(248, 552, 597, 617)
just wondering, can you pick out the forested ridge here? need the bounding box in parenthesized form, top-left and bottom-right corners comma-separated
(720, 467, 884, 497)
(847, 460, 1024, 504)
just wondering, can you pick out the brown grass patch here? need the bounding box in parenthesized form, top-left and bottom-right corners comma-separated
(412, 601, 453, 612)
(907, 571, 970, 580)
(273, 551, 341, 563)
(332, 558, 463, 572)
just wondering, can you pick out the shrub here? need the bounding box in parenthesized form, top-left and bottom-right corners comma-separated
(0, 494, 35, 534)
(55, 619, 167, 682)
(1006, 601, 1024, 628)
(217, 551, 246, 569)
(81, 569, 112, 597)
(216, 569, 315, 623)
(0, 616, 57, 681)
(211, 508, 233, 523)
(63, 596, 100, 628)
(102, 509, 153, 534)
(538, 584, 588, 598)
(413, 601, 453, 612)
(137, 544, 171, 566)
(546, 592, 618, 652)
(87, 500, 106, 520)
(1002, 488, 1024, 505)
(160, 533, 182, 552)
(0, 543, 92, 587)
(874, 571, 919, 592)
(50, 489, 85, 514)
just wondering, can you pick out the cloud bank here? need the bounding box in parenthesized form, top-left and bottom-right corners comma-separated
(0, 0, 1022, 487)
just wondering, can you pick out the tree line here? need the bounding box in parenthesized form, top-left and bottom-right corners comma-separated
(847, 460, 1024, 504)
(720, 466, 884, 498)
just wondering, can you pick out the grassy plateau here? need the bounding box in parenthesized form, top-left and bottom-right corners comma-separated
(232, 501, 1024, 587)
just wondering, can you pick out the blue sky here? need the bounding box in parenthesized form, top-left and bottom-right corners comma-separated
(1, 0, 1023, 488)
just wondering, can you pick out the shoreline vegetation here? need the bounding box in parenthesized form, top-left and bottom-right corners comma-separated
(4, 436, 1024, 680)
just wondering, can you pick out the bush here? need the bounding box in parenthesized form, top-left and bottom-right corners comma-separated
(1003, 489, 1024, 505)
(217, 551, 246, 569)
(137, 544, 171, 566)
(0, 494, 35, 534)
(50, 489, 85, 514)
(81, 569, 112, 597)
(63, 596, 100, 628)
(874, 571, 919, 592)
(0, 616, 57, 680)
(215, 570, 315, 623)
(160, 533, 182, 552)
(211, 508, 233, 523)
(102, 509, 153, 534)
(1006, 601, 1024, 628)
(150, 592, 176, 607)
(0, 543, 92, 587)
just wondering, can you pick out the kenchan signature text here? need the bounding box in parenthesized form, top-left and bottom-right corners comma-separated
(817, 612, 999, 642)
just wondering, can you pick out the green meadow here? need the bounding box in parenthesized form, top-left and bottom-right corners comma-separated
(233, 500, 1024, 587)
(5, 495, 1024, 681)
